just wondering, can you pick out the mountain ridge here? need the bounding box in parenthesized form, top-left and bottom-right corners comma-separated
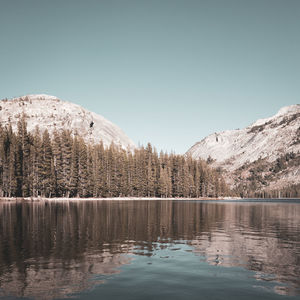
(186, 104, 300, 194)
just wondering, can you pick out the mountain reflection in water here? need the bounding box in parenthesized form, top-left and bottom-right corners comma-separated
(0, 200, 299, 299)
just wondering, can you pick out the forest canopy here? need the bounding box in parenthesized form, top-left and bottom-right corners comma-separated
(0, 117, 229, 198)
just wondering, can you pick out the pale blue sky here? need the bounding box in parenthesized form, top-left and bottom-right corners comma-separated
(0, 0, 299, 153)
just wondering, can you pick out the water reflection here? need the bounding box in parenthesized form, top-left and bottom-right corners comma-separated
(0, 200, 299, 299)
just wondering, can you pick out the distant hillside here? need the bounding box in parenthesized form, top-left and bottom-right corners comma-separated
(186, 105, 300, 196)
(0, 94, 135, 150)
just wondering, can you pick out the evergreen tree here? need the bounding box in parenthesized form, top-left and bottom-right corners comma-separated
(40, 130, 53, 197)
(16, 115, 32, 196)
(78, 138, 88, 197)
(61, 130, 73, 197)
(32, 127, 42, 196)
(8, 128, 18, 197)
(70, 136, 79, 197)
(146, 143, 156, 197)
(52, 130, 64, 196)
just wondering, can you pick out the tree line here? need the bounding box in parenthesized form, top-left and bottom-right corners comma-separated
(242, 183, 300, 199)
(0, 117, 230, 198)
(234, 152, 300, 198)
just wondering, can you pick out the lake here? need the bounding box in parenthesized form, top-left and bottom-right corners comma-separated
(0, 199, 299, 299)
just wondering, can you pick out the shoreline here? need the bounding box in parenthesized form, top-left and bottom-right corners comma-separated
(0, 196, 299, 202)
(0, 196, 239, 202)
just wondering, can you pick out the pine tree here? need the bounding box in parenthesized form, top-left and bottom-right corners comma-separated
(40, 130, 53, 197)
(94, 141, 107, 197)
(52, 130, 64, 196)
(32, 127, 42, 196)
(70, 136, 79, 197)
(158, 164, 172, 197)
(61, 130, 73, 197)
(146, 143, 155, 197)
(8, 127, 18, 197)
(78, 137, 88, 197)
(15, 115, 31, 196)
(85, 144, 95, 197)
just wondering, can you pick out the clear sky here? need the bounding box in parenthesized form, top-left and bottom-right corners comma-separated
(0, 0, 299, 153)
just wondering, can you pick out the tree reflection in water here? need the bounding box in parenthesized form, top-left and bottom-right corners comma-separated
(0, 200, 299, 298)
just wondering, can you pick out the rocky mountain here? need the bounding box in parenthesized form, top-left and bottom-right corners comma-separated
(186, 105, 300, 195)
(0, 94, 135, 150)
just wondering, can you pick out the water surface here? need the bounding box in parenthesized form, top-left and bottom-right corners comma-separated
(0, 199, 299, 299)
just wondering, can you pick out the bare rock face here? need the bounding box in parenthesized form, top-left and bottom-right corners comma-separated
(0, 94, 135, 150)
(186, 105, 300, 191)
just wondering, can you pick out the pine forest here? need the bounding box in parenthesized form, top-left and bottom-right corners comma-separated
(0, 117, 230, 198)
